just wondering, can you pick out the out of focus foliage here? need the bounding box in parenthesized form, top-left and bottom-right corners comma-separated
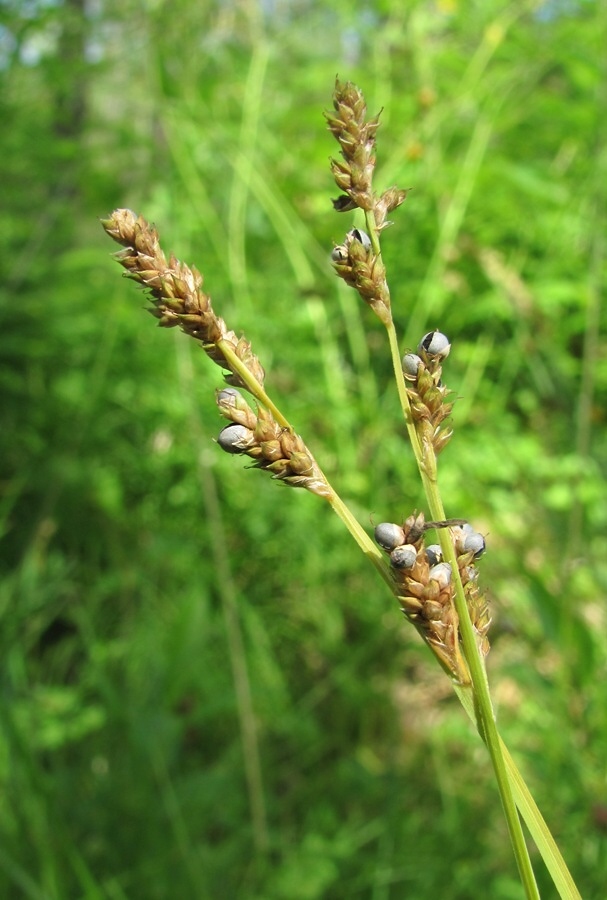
(1, 0, 606, 897)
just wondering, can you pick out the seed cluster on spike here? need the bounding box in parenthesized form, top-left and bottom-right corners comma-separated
(326, 79, 408, 325)
(325, 78, 407, 224)
(402, 331, 454, 456)
(374, 512, 491, 681)
(331, 228, 392, 324)
(101, 209, 265, 390)
(216, 389, 331, 497)
(325, 79, 379, 212)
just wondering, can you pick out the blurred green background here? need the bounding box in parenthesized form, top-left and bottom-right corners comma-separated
(2, 0, 607, 897)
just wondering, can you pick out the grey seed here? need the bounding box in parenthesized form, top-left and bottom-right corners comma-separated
(375, 522, 406, 551)
(217, 387, 242, 405)
(331, 245, 348, 262)
(418, 330, 451, 358)
(463, 531, 486, 558)
(217, 423, 252, 454)
(390, 544, 418, 569)
(426, 544, 442, 566)
(429, 562, 452, 588)
(348, 228, 372, 250)
(402, 353, 422, 377)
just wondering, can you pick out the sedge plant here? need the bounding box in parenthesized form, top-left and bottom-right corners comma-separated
(101, 78, 581, 899)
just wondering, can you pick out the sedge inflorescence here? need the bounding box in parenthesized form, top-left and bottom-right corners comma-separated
(325, 78, 491, 681)
(403, 330, 454, 456)
(216, 388, 329, 496)
(374, 513, 490, 682)
(101, 208, 265, 389)
(98, 79, 582, 894)
(102, 77, 492, 681)
(101, 209, 331, 498)
(326, 78, 407, 325)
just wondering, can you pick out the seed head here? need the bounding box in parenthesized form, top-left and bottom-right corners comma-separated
(217, 423, 256, 454)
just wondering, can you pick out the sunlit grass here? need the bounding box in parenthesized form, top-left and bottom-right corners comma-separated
(1, 1, 607, 897)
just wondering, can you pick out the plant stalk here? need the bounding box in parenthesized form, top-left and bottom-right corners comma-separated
(388, 322, 539, 900)
(363, 209, 539, 898)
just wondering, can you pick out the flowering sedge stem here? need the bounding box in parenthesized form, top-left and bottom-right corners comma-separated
(361, 196, 539, 895)
(385, 330, 539, 898)
(242, 301, 541, 898)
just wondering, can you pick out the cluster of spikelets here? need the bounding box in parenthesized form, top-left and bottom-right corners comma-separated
(402, 330, 454, 456)
(325, 77, 407, 221)
(101, 209, 330, 497)
(331, 227, 391, 323)
(98, 83, 588, 896)
(326, 78, 407, 325)
(101, 76, 492, 683)
(216, 388, 329, 495)
(325, 78, 491, 680)
(101, 208, 265, 388)
(374, 513, 491, 682)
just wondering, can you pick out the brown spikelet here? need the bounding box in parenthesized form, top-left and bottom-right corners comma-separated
(331, 228, 391, 324)
(101, 209, 265, 390)
(375, 512, 491, 682)
(327, 80, 409, 326)
(326, 79, 408, 230)
(215, 388, 331, 497)
(325, 78, 378, 212)
(403, 334, 454, 456)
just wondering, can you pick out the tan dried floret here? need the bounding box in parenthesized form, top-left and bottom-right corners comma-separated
(402, 336, 454, 456)
(375, 512, 490, 682)
(215, 389, 330, 496)
(101, 209, 265, 390)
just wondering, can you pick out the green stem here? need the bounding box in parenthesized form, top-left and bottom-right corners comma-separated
(221, 288, 577, 898)
(328, 491, 396, 593)
(455, 689, 582, 900)
(362, 207, 538, 897)
(386, 318, 540, 899)
(217, 338, 292, 429)
(499, 739, 582, 900)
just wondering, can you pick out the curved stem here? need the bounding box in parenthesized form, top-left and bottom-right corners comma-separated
(327, 490, 396, 592)
(217, 339, 292, 429)
(456, 688, 582, 900)
(500, 739, 581, 900)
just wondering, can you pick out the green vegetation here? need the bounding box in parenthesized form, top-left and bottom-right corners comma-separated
(1, 1, 606, 898)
